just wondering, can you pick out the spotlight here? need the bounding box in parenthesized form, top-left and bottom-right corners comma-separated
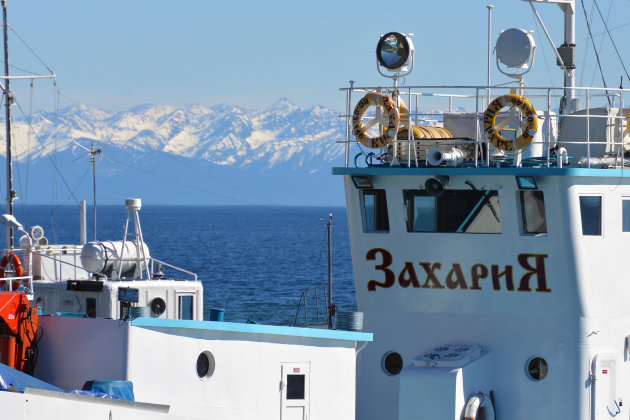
(376, 32, 414, 72)
(425, 176, 450, 197)
(515, 176, 537, 190)
(351, 175, 373, 189)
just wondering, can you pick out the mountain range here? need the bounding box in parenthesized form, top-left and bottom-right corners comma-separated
(0, 99, 349, 207)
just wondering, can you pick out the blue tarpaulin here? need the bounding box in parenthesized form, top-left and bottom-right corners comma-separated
(0, 362, 63, 393)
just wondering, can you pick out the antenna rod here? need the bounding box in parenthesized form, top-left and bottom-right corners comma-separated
(92, 146, 97, 240)
(487, 5, 493, 106)
(327, 213, 334, 329)
(2, 0, 13, 249)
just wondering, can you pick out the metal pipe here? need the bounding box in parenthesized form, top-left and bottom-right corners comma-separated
(2, 0, 13, 249)
(327, 213, 333, 329)
(487, 5, 493, 106)
(80, 200, 87, 245)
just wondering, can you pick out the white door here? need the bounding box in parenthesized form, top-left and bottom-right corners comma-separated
(281, 362, 310, 420)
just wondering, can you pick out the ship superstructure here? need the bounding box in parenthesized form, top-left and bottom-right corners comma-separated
(335, 1, 630, 418)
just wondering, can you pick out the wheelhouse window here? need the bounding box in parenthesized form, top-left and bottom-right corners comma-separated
(579, 196, 602, 236)
(519, 191, 547, 234)
(362, 189, 389, 232)
(178, 295, 194, 320)
(623, 198, 630, 232)
(404, 189, 501, 233)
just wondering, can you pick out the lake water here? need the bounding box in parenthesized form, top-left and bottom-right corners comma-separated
(13, 205, 357, 324)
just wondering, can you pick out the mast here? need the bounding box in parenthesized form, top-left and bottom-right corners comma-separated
(525, 0, 576, 113)
(2, 0, 13, 249)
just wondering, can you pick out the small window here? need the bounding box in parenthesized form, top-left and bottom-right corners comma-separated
(623, 199, 630, 232)
(286, 374, 306, 400)
(178, 295, 193, 320)
(196, 351, 215, 380)
(362, 189, 389, 232)
(404, 189, 501, 233)
(527, 357, 548, 381)
(382, 351, 403, 376)
(520, 191, 547, 234)
(86, 297, 96, 318)
(579, 196, 602, 236)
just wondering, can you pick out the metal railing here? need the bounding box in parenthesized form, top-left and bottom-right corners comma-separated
(24, 246, 198, 283)
(293, 283, 328, 327)
(339, 84, 630, 169)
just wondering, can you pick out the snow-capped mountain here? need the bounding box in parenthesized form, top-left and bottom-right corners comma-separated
(7, 98, 345, 169)
(0, 99, 349, 206)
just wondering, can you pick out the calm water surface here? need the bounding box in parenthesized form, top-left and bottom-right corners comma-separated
(14, 205, 356, 324)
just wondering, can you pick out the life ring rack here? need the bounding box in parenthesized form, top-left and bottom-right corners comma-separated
(0, 252, 23, 291)
(483, 94, 538, 152)
(352, 92, 400, 149)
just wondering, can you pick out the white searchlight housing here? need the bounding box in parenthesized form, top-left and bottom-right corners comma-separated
(376, 32, 414, 76)
(495, 28, 536, 79)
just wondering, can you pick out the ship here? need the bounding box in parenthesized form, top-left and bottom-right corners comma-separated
(0, 0, 627, 418)
(334, 0, 630, 418)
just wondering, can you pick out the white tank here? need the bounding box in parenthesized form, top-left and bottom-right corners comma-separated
(80, 240, 150, 275)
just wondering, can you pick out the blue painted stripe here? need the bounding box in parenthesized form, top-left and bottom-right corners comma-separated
(131, 317, 373, 342)
(333, 166, 630, 178)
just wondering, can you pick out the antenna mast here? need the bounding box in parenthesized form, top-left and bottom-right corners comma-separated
(2, 0, 13, 249)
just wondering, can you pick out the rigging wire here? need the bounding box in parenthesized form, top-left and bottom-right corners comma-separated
(580, 0, 611, 106)
(592, 0, 630, 82)
(101, 151, 323, 221)
(7, 25, 54, 76)
(578, 0, 596, 87)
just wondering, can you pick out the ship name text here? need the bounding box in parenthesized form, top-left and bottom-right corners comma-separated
(366, 248, 550, 293)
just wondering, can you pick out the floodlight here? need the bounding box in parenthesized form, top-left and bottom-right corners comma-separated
(352, 175, 373, 189)
(1, 214, 23, 231)
(425, 176, 450, 197)
(516, 176, 538, 190)
(376, 32, 414, 72)
(496, 28, 535, 68)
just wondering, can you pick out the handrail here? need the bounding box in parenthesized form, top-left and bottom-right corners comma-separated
(293, 283, 328, 327)
(27, 248, 198, 282)
(340, 83, 630, 169)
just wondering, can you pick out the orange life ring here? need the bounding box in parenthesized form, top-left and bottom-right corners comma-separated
(0, 252, 23, 291)
(352, 92, 400, 148)
(483, 94, 538, 152)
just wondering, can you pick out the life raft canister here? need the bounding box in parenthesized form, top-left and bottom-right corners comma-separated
(0, 252, 23, 291)
(483, 94, 538, 152)
(352, 92, 400, 148)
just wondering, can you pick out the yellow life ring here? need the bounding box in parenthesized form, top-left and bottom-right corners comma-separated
(483, 94, 538, 151)
(352, 92, 400, 148)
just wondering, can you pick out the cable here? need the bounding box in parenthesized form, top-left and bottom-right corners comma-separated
(592, 0, 630, 82)
(580, 0, 611, 106)
(7, 25, 54, 75)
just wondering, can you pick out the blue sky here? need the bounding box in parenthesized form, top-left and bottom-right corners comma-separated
(6, 0, 630, 113)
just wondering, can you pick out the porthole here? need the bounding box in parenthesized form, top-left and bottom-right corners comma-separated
(196, 351, 215, 380)
(382, 351, 403, 376)
(526, 356, 548, 381)
(150, 297, 166, 317)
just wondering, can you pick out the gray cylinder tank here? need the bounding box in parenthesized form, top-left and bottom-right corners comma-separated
(80, 240, 150, 275)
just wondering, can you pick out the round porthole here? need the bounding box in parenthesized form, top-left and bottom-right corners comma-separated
(526, 356, 548, 381)
(150, 297, 166, 317)
(382, 351, 403, 376)
(196, 351, 215, 380)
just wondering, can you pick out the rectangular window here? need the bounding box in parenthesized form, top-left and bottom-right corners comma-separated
(86, 297, 96, 318)
(404, 189, 501, 233)
(623, 199, 630, 232)
(362, 189, 389, 232)
(178, 295, 193, 320)
(579, 196, 602, 236)
(519, 191, 547, 234)
(286, 374, 306, 400)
